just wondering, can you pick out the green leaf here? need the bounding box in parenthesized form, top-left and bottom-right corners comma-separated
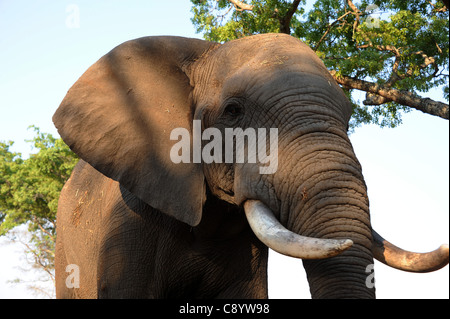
(190, 0, 449, 127)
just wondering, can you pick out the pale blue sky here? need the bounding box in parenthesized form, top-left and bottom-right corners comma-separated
(1, 0, 200, 155)
(0, 1, 448, 298)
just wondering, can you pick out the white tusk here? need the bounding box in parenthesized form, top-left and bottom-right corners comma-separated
(244, 200, 353, 259)
(372, 230, 449, 273)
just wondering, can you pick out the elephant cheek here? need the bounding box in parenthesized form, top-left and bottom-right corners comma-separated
(233, 163, 279, 214)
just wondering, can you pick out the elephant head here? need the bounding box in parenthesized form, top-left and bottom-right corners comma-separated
(53, 34, 449, 298)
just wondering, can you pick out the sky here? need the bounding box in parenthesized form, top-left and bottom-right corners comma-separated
(0, 1, 448, 299)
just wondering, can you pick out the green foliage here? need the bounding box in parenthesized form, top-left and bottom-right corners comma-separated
(191, 0, 303, 41)
(191, 0, 449, 129)
(0, 127, 78, 275)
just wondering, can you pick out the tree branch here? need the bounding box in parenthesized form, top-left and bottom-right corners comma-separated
(36, 221, 55, 241)
(430, 0, 448, 12)
(347, 0, 361, 38)
(314, 0, 362, 51)
(330, 71, 449, 119)
(314, 11, 352, 51)
(227, 0, 254, 11)
(279, 0, 301, 34)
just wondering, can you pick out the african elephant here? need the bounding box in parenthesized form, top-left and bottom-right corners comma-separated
(53, 34, 449, 299)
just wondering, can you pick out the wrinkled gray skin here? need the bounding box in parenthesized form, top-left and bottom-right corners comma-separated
(54, 34, 375, 298)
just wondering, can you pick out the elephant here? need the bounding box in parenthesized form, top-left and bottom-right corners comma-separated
(53, 34, 449, 299)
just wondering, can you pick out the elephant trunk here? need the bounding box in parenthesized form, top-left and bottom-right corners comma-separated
(286, 170, 376, 299)
(239, 103, 449, 297)
(273, 126, 376, 298)
(243, 132, 449, 298)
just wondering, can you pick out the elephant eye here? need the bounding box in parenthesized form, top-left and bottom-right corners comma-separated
(224, 104, 243, 117)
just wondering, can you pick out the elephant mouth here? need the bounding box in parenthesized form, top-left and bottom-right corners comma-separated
(243, 199, 449, 273)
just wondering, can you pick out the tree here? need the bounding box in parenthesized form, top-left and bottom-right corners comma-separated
(191, 0, 449, 128)
(0, 127, 78, 293)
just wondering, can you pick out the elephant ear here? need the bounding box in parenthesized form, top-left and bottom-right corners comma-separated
(53, 36, 217, 226)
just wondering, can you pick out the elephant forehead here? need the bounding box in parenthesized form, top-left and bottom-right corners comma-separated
(250, 48, 328, 79)
(218, 33, 331, 78)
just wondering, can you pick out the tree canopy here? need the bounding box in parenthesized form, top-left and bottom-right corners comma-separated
(191, 0, 449, 128)
(0, 127, 78, 287)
